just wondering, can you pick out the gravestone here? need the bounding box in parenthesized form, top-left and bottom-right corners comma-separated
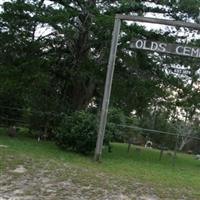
(7, 126, 17, 137)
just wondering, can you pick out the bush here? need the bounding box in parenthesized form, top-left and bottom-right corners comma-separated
(56, 109, 126, 154)
(106, 107, 125, 142)
(56, 111, 98, 154)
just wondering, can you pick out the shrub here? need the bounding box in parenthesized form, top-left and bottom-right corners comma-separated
(106, 108, 124, 142)
(56, 109, 126, 154)
(56, 111, 98, 154)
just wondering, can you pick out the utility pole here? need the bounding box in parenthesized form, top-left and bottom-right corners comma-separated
(94, 17, 121, 161)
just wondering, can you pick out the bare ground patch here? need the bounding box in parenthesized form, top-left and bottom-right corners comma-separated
(0, 150, 198, 200)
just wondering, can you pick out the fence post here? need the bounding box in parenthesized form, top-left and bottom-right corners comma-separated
(172, 135, 179, 167)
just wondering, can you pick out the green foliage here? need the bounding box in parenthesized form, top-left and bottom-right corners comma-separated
(56, 108, 126, 154)
(56, 111, 98, 154)
(0, 0, 200, 148)
(106, 107, 126, 142)
(178, 0, 200, 19)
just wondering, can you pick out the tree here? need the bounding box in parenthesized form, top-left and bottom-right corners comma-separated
(0, 0, 200, 140)
(174, 121, 197, 151)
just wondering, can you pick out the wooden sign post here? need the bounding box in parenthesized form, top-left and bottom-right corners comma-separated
(94, 14, 200, 162)
(94, 18, 121, 161)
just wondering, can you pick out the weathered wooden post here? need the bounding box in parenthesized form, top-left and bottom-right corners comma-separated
(94, 17, 121, 161)
(172, 135, 179, 167)
(159, 148, 164, 161)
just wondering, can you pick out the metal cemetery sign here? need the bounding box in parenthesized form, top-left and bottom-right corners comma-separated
(130, 39, 200, 58)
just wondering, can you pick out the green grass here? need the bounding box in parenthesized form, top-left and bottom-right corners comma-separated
(1, 128, 200, 198)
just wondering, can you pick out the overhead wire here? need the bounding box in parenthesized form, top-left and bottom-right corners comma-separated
(0, 115, 27, 124)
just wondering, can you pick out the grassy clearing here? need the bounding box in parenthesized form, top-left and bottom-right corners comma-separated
(0, 128, 200, 199)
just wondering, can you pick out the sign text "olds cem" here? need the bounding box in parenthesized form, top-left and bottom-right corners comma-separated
(130, 39, 200, 58)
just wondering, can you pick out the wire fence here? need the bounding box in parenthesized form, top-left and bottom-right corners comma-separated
(0, 105, 65, 117)
(115, 124, 200, 141)
(0, 105, 68, 128)
(1, 105, 200, 142)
